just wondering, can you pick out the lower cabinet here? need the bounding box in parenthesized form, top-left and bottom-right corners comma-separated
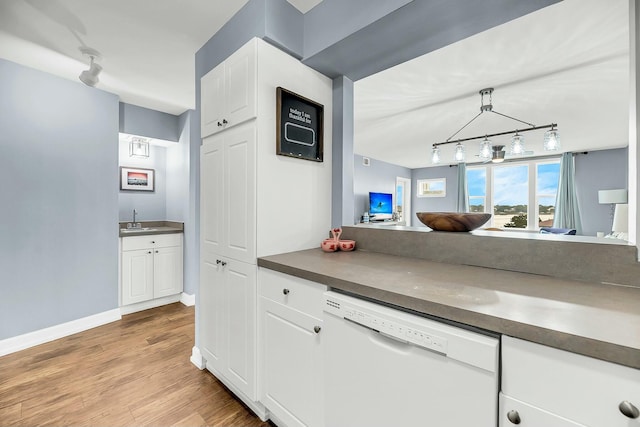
(121, 233, 183, 306)
(200, 255, 257, 400)
(501, 336, 640, 427)
(258, 269, 326, 427)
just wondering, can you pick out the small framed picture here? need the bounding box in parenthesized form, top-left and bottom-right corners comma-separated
(417, 178, 446, 197)
(276, 87, 324, 162)
(120, 167, 155, 192)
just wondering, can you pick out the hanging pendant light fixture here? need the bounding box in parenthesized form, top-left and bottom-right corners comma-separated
(454, 143, 465, 162)
(431, 146, 441, 164)
(129, 137, 150, 158)
(510, 132, 525, 155)
(430, 88, 559, 163)
(479, 137, 492, 160)
(543, 125, 561, 151)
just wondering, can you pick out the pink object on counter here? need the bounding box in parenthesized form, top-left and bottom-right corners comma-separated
(339, 240, 356, 251)
(321, 238, 339, 252)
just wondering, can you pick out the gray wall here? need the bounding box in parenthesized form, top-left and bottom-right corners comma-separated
(353, 154, 411, 224)
(575, 148, 628, 237)
(411, 165, 460, 226)
(119, 102, 179, 142)
(118, 142, 167, 221)
(0, 59, 119, 340)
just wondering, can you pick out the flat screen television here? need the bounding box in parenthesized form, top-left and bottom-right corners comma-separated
(369, 192, 393, 220)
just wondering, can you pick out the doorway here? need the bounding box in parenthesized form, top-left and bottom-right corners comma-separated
(396, 177, 412, 226)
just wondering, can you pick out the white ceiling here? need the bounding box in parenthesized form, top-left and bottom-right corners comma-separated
(0, 0, 322, 115)
(354, 0, 630, 169)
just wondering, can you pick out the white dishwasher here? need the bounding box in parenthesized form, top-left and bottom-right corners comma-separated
(323, 291, 499, 427)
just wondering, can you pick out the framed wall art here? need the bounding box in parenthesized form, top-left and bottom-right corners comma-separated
(120, 167, 155, 192)
(276, 87, 324, 162)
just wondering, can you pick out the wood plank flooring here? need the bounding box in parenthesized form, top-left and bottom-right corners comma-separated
(0, 303, 272, 427)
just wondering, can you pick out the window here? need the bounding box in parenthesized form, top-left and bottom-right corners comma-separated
(416, 178, 446, 197)
(467, 159, 560, 230)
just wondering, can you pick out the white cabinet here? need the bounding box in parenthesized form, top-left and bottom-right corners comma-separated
(258, 269, 326, 427)
(200, 256, 256, 399)
(198, 37, 332, 420)
(499, 394, 586, 427)
(501, 336, 640, 427)
(201, 122, 256, 265)
(201, 39, 256, 138)
(121, 234, 183, 306)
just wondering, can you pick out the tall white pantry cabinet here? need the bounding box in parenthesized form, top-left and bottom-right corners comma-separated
(198, 38, 332, 419)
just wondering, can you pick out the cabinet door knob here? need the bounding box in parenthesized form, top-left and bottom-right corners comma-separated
(222, 119, 228, 124)
(619, 401, 640, 419)
(148, 251, 152, 254)
(155, 250, 159, 253)
(313, 326, 321, 334)
(151, 241, 156, 244)
(506, 410, 521, 424)
(282, 288, 290, 295)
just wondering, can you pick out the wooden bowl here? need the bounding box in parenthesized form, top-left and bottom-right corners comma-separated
(416, 212, 491, 232)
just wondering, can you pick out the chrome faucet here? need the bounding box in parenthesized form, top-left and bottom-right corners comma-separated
(127, 209, 141, 229)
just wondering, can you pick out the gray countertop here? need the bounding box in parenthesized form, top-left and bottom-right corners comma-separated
(258, 248, 640, 369)
(118, 221, 183, 237)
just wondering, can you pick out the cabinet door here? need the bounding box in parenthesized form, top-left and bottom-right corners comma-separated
(201, 63, 225, 138)
(224, 39, 256, 129)
(224, 259, 257, 400)
(201, 136, 225, 258)
(260, 298, 323, 427)
(500, 394, 586, 427)
(223, 123, 256, 263)
(153, 246, 183, 298)
(122, 249, 154, 305)
(200, 255, 226, 374)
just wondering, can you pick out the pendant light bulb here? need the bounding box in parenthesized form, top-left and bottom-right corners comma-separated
(454, 143, 465, 162)
(479, 137, 492, 159)
(431, 146, 441, 164)
(544, 127, 561, 151)
(510, 133, 525, 155)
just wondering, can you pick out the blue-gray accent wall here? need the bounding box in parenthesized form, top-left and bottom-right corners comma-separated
(119, 102, 179, 142)
(0, 59, 119, 340)
(411, 165, 460, 226)
(354, 155, 411, 224)
(575, 148, 628, 237)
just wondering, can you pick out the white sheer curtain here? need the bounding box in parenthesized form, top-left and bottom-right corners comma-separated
(457, 163, 468, 213)
(553, 153, 582, 233)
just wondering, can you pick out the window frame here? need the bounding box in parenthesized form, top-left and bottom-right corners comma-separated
(467, 157, 560, 230)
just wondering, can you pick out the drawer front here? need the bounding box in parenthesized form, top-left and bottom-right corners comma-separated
(500, 394, 586, 427)
(258, 268, 327, 318)
(502, 336, 640, 427)
(122, 233, 182, 251)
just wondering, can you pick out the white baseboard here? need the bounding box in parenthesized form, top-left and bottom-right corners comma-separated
(180, 292, 195, 306)
(120, 294, 181, 315)
(0, 308, 121, 357)
(190, 346, 205, 370)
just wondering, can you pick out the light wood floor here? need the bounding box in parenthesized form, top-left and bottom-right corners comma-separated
(0, 303, 272, 427)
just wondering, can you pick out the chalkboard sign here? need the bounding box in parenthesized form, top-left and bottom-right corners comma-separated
(276, 87, 324, 162)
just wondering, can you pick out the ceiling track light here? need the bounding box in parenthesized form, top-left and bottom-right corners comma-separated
(430, 88, 559, 164)
(79, 47, 102, 87)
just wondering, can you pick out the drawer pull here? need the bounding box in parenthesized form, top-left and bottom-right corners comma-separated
(216, 260, 222, 265)
(220, 261, 227, 267)
(506, 410, 521, 424)
(313, 326, 321, 334)
(222, 119, 228, 125)
(147, 251, 152, 254)
(619, 401, 640, 419)
(151, 241, 156, 244)
(217, 121, 223, 127)
(282, 288, 290, 295)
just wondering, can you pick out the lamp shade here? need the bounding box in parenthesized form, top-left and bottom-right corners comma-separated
(598, 189, 627, 204)
(612, 203, 628, 232)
